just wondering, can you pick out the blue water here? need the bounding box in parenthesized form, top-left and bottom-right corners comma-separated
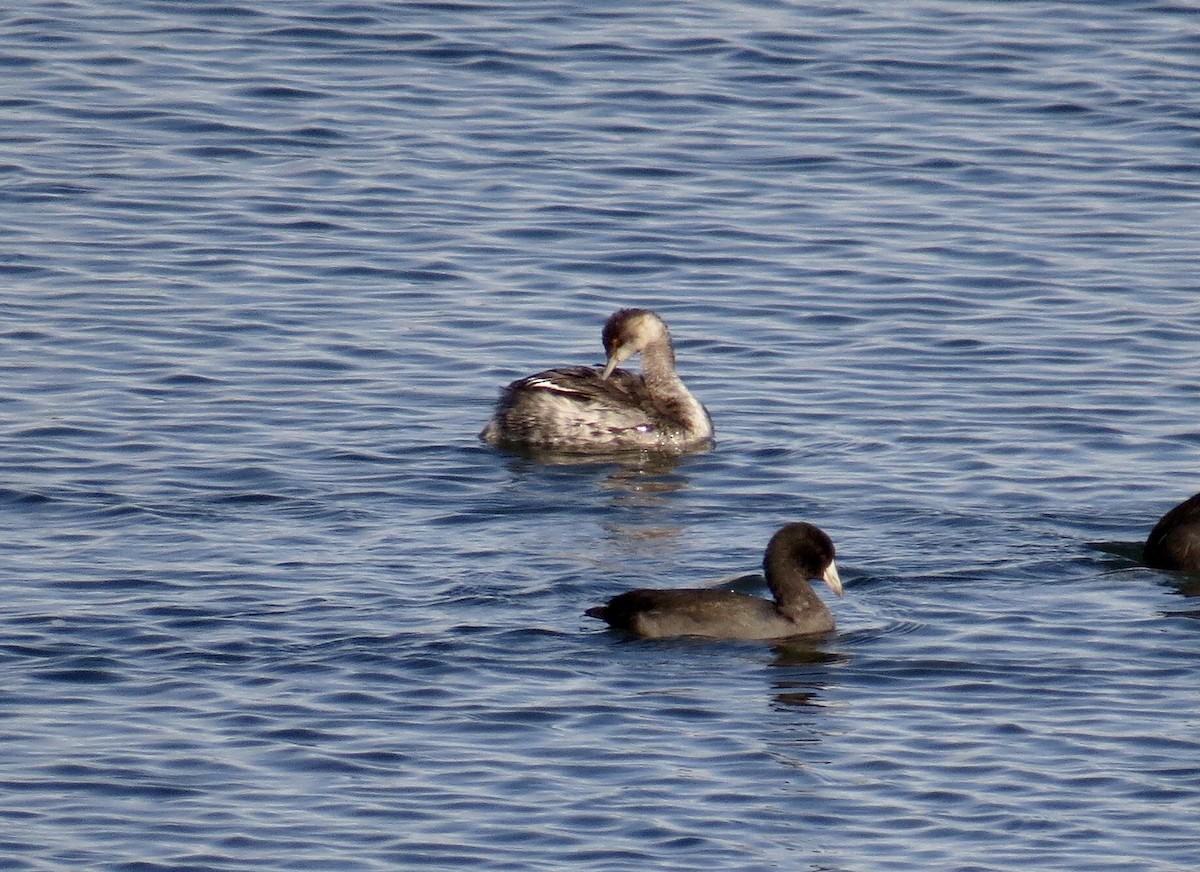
(2, 2, 1199, 870)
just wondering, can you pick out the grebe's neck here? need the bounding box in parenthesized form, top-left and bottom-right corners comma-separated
(638, 337, 680, 393)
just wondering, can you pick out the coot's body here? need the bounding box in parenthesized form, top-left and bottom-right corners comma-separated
(1144, 492, 1200, 571)
(587, 523, 843, 640)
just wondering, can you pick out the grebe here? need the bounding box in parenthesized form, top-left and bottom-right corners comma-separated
(586, 523, 843, 640)
(481, 308, 712, 452)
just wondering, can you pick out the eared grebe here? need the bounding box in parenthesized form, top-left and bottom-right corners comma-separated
(586, 523, 843, 640)
(1144, 491, 1200, 571)
(480, 308, 713, 452)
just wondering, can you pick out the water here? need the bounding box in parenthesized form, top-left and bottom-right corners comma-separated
(2, 1, 1199, 869)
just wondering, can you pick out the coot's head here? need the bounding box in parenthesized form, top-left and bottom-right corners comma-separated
(764, 522, 842, 598)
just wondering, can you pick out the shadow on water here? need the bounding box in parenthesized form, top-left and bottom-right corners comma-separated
(491, 444, 702, 542)
(585, 616, 849, 709)
(494, 441, 707, 475)
(767, 640, 849, 709)
(1090, 539, 1200, 614)
(1150, 564, 1200, 608)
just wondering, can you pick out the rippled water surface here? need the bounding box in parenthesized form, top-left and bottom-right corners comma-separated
(2, 2, 1199, 870)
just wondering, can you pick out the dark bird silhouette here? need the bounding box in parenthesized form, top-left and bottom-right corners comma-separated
(1144, 492, 1200, 571)
(586, 523, 843, 640)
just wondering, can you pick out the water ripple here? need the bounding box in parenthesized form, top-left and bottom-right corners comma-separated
(1, 1, 1199, 870)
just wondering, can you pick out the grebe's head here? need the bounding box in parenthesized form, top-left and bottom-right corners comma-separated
(600, 308, 671, 380)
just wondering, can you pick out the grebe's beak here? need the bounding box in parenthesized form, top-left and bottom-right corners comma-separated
(600, 343, 636, 380)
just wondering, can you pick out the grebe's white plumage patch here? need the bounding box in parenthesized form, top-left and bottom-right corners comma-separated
(522, 376, 588, 396)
